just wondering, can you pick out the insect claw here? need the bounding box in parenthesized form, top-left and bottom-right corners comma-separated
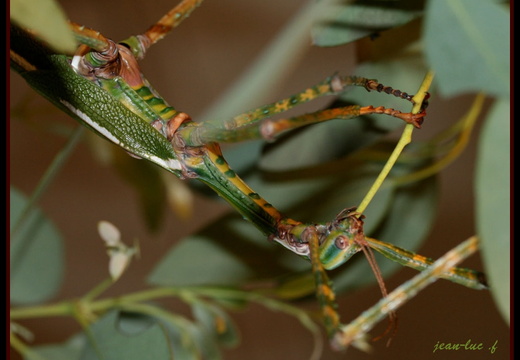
(408, 111, 426, 129)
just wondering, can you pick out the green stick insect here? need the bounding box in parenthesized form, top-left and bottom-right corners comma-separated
(10, 0, 488, 353)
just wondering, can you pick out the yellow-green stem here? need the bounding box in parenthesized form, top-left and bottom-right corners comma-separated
(10, 332, 47, 360)
(81, 278, 115, 302)
(356, 71, 434, 215)
(393, 93, 485, 186)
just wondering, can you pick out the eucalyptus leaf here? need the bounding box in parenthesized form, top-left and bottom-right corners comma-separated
(192, 301, 240, 348)
(188, 323, 223, 360)
(10, 187, 64, 305)
(475, 98, 510, 325)
(161, 317, 224, 360)
(80, 311, 172, 360)
(10, 0, 77, 54)
(147, 217, 309, 287)
(161, 317, 203, 360)
(28, 334, 86, 360)
(424, 0, 510, 98)
(313, 0, 423, 47)
(148, 234, 255, 287)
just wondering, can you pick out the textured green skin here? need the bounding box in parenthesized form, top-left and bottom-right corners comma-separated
(198, 156, 281, 236)
(17, 54, 182, 175)
(10, 25, 282, 238)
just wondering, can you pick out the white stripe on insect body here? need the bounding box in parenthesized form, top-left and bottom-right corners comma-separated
(59, 99, 183, 172)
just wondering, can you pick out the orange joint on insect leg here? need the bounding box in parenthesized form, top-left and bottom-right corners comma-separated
(166, 112, 192, 140)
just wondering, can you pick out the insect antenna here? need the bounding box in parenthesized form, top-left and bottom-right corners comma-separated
(355, 233, 398, 346)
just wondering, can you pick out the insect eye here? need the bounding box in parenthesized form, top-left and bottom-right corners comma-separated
(335, 235, 348, 250)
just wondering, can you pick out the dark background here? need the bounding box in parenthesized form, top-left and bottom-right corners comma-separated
(10, 0, 510, 359)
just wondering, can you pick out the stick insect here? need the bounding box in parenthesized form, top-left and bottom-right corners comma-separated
(10, 0, 488, 354)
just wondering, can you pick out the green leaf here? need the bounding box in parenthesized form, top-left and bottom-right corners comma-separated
(187, 323, 222, 360)
(148, 233, 256, 287)
(10, 0, 77, 54)
(424, 0, 510, 98)
(147, 216, 309, 287)
(313, 0, 423, 47)
(79, 311, 172, 360)
(475, 97, 510, 325)
(10, 187, 64, 305)
(192, 301, 240, 348)
(161, 317, 223, 360)
(29, 334, 86, 360)
(162, 319, 203, 360)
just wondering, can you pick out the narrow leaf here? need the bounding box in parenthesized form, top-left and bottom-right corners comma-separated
(424, 0, 510, 97)
(192, 302, 240, 348)
(10, 187, 64, 305)
(475, 97, 510, 324)
(10, 0, 77, 54)
(313, 1, 423, 47)
(29, 334, 86, 360)
(79, 311, 172, 360)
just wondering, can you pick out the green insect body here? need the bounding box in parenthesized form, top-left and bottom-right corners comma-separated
(10, 22, 487, 287)
(10, 2, 489, 348)
(10, 24, 307, 256)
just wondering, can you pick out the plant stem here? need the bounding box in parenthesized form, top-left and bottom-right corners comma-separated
(393, 93, 485, 185)
(356, 71, 434, 214)
(11, 126, 84, 239)
(10, 332, 48, 360)
(81, 278, 114, 302)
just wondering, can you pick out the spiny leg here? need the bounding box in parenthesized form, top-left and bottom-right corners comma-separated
(305, 226, 341, 339)
(257, 104, 425, 142)
(178, 75, 428, 146)
(308, 209, 398, 346)
(68, 0, 204, 55)
(142, 0, 205, 48)
(365, 237, 488, 290)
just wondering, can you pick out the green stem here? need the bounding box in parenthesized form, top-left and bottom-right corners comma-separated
(356, 71, 434, 215)
(10, 332, 48, 360)
(11, 301, 75, 320)
(81, 278, 114, 302)
(393, 93, 485, 186)
(356, 125, 413, 215)
(11, 126, 84, 239)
